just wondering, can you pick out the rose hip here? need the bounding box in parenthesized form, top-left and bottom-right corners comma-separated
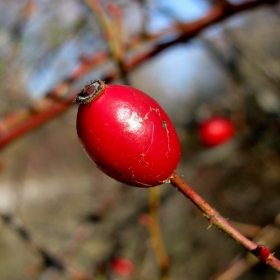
(111, 257, 134, 277)
(199, 117, 234, 147)
(75, 80, 180, 187)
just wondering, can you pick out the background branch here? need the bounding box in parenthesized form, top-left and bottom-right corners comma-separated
(0, 0, 277, 150)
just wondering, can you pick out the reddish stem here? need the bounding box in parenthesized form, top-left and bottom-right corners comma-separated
(170, 172, 280, 273)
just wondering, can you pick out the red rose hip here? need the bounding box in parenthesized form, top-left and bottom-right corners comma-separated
(111, 257, 134, 277)
(199, 117, 234, 147)
(75, 80, 180, 187)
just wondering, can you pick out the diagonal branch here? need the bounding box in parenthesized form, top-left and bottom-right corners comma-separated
(0, 0, 278, 151)
(170, 172, 280, 273)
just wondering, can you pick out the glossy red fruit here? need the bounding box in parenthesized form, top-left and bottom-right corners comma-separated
(111, 257, 134, 277)
(198, 117, 234, 147)
(75, 80, 180, 187)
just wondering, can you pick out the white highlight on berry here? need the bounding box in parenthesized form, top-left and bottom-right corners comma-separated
(117, 108, 143, 132)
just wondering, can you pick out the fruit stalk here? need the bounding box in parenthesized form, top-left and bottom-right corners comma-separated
(170, 172, 280, 272)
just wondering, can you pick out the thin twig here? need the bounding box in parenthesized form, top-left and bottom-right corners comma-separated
(83, 0, 130, 84)
(0, 212, 93, 280)
(148, 188, 171, 280)
(169, 172, 280, 273)
(214, 224, 280, 279)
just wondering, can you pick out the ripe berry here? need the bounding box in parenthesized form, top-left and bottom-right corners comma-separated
(75, 80, 180, 187)
(198, 117, 234, 147)
(111, 257, 134, 277)
(139, 213, 151, 226)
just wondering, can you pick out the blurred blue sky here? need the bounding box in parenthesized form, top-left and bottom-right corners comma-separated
(22, 0, 216, 98)
(0, 0, 246, 102)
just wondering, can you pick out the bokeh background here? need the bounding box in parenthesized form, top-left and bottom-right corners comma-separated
(1, 0, 280, 279)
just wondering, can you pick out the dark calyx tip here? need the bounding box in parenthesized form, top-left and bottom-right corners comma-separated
(74, 79, 105, 105)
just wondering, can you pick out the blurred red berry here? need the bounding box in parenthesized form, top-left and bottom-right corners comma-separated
(75, 80, 181, 187)
(111, 257, 134, 277)
(139, 213, 151, 226)
(198, 117, 234, 147)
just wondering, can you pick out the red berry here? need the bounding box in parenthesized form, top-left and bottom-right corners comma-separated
(139, 213, 151, 226)
(75, 80, 180, 188)
(198, 117, 234, 147)
(255, 244, 271, 261)
(111, 257, 134, 277)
